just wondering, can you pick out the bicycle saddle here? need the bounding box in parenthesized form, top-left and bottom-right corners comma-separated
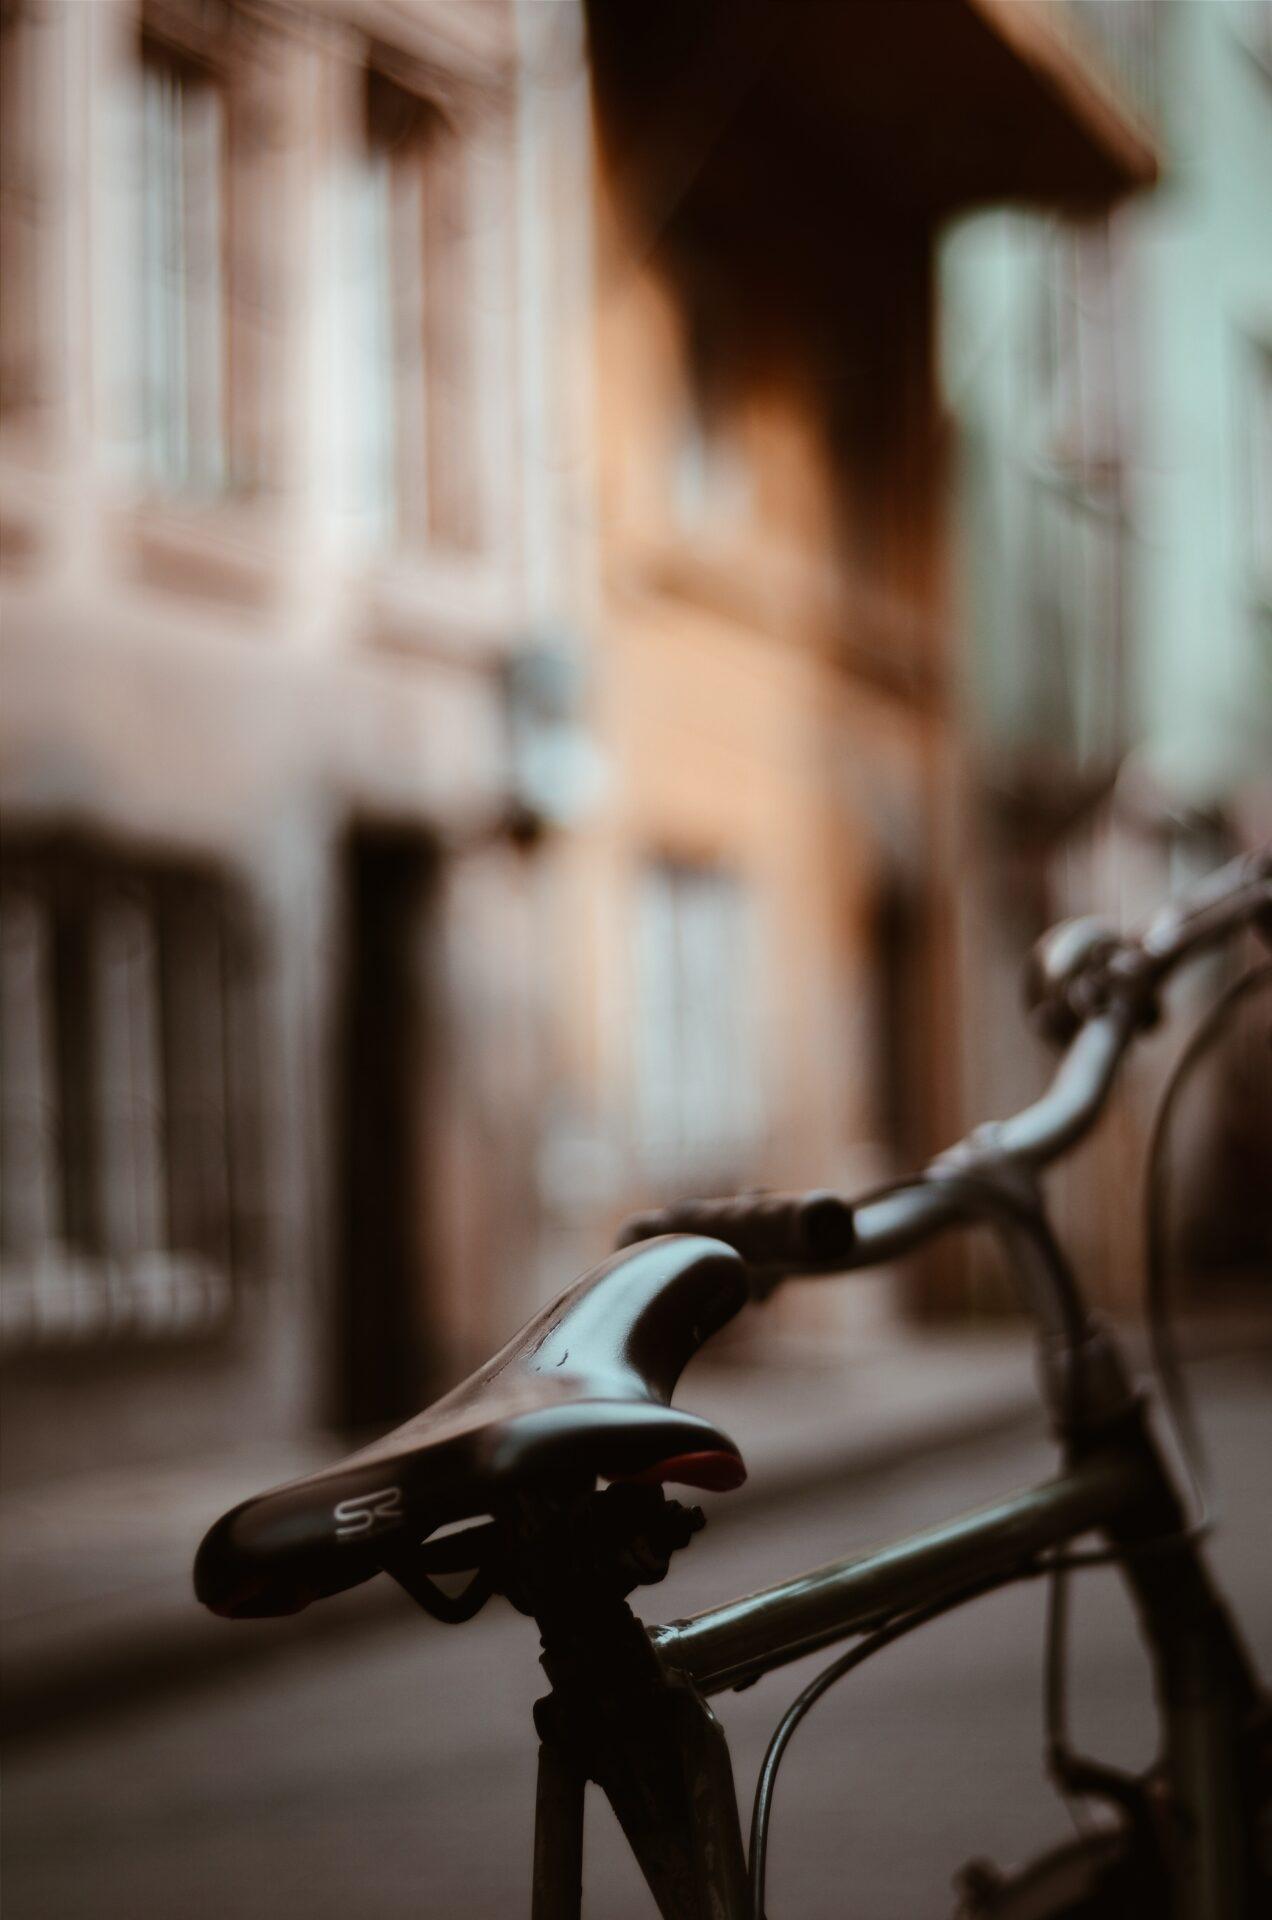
(194, 1235, 749, 1619)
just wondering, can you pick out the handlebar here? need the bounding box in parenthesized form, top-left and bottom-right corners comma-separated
(618, 850, 1271, 1282)
(617, 1189, 856, 1269)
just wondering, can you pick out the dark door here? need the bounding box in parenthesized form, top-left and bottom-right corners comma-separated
(334, 825, 438, 1433)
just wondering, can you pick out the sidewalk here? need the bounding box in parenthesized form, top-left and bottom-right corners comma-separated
(1, 1329, 1046, 1742)
(7, 1312, 1267, 1741)
(21, 1301, 1270, 1747)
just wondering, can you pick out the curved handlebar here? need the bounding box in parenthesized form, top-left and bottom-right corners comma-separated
(1005, 848, 1270, 1168)
(618, 850, 1271, 1280)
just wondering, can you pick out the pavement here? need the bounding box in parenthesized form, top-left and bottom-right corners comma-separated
(1, 1327, 1039, 1741)
(4, 1349, 1270, 1920)
(1, 1311, 1266, 1742)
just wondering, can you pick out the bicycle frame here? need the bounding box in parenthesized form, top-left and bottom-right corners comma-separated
(652, 1452, 1151, 1699)
(528, 852, 1271, 1920)
(530, 1324, 1260, 1920)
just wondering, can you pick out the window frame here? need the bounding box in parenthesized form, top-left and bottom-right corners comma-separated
(135, 30, 232, 497)
(346, 53, 486, 559)
(0, 837, 263, 1357)
(630, 855, 765, 1191)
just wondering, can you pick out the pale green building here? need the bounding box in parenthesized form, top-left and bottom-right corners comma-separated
(943, 0, 1269, 823)
(939, 0, 1271, 1295)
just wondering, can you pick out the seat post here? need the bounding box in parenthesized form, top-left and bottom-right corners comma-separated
(517, 1485, 749, 1920)
(532, 1738, 585, 1920)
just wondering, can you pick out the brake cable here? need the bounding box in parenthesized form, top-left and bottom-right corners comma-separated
(747, 1564, 1047, 1920)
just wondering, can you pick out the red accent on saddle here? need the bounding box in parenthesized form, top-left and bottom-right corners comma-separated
(612, 1449, 747, 1492)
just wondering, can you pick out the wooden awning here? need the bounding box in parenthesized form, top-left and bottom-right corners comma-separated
(588, 0, 1157, 250)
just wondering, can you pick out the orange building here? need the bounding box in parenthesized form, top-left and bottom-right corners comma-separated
(556, 0, 1158, 1340)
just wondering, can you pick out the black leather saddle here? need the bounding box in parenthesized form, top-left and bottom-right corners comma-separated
(194, 1236, 749, 1619)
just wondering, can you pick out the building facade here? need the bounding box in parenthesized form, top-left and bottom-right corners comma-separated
(0, 0, 600, 1478)
(570, 0, 1158, 1331)
(0, 0, 1155, 1489)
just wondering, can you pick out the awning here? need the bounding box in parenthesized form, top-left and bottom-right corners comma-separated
(588, 0, 1158, 254)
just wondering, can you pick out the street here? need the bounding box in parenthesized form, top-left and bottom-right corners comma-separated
(4, 1351, 1270, 1920)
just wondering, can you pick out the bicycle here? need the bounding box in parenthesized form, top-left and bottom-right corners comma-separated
(195, 850, 1272, 1918)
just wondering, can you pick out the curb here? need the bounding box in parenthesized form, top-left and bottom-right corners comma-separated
(5, 1327, 1267, 1745)
(1, 1374, 1038, 1748)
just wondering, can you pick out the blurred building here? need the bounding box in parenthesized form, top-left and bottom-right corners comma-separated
(1, 0, 1157, 1490)
(569, 0, 1160, 1342)
(0, 0, 595, 1477)
(942, 0, 1272, 1307)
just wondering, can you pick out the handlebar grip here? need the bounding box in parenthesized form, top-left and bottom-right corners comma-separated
(616, 1190, 856, 1273)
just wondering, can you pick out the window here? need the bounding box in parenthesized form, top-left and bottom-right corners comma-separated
(1033, 220, 1122, 481)
(670, 394, 753, 534)
(1246, 341, 1272, 606)
(0, 841, 261, 1350)
(137, 39, 227, 493)
(0, 0, 58, 421)
(347, 67, 480, 552)
(632, 860, 763, 1184)
(1018, 219, 1128, 771)
(1021, 480, 1124, 769)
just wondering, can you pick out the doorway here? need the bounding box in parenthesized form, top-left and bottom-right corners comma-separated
(334, 824, 439, 1433)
